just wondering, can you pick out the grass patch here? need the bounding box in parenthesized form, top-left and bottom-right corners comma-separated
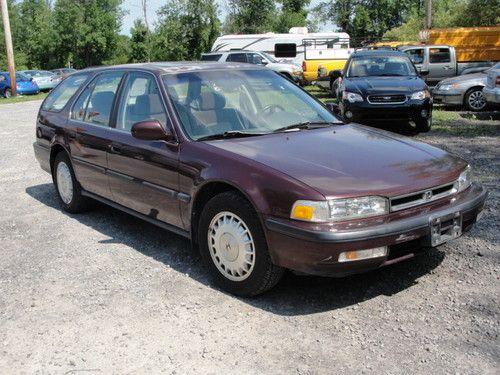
(0, 92, 48, 105)
(430, 122, 500, 137)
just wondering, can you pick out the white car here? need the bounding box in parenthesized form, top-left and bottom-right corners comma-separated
(483, 68, 500, 105)
(201, 50, 304, 84)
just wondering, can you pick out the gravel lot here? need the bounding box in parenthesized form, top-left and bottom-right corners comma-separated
(0, 100, 498, 374)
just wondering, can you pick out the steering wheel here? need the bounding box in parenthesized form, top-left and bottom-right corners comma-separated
(262, 104, 285, 116)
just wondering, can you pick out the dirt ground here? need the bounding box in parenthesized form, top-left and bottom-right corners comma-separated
(0, 100, 498, 374)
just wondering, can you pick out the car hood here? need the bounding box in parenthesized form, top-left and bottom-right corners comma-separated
(207, 125, 466, 198)
(438, 72, 486, 85)
(344, 76, 426, 95)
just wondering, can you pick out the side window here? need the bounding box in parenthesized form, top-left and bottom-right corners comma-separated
(71, 86, 92, 121)
(405, 48, 424, 65)
(116, 72, 168, 132)
(41, 73, 90, 112)
(200, 54, 222, 61)
(84, 72, 124, 126)
(226, 53, 247, 63)
(247, 53, 264, 65)
(429, 48, 451, 63)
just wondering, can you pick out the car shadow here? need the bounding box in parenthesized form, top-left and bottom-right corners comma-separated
(26, 183, 444, 316)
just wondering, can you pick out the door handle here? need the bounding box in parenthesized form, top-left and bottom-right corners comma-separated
(109, 145, 122, 154)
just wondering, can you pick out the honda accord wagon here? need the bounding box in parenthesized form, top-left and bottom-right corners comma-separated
(33, 62, 487, 296)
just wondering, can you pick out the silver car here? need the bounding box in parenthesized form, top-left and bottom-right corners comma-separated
(432, 62, 500, 111)
(483, 68, 500, 105)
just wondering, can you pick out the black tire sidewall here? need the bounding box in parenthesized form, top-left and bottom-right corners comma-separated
(416, 117, 431, 132)
(198, 192, 280, 296)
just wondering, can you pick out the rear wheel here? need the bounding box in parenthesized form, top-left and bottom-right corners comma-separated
(198, 192, 284, 296)
(53, 152, 91, 213)
(464, 88, 486, 111)
(4, 88, 11, 98)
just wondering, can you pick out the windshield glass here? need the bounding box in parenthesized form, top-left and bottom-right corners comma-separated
(347, 55, 417, 77)
(261, 52, 278, 63)
(16, 73, 31, 81)
(162, 69, 339, 140)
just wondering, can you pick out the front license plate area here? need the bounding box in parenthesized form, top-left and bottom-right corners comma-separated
(430, 211, 462, 247)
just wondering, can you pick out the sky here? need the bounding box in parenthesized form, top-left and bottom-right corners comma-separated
(121, 0, 328, 35)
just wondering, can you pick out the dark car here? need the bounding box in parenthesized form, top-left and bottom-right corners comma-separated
(34, 63, 486, 296)
(333, 50, 432, 132)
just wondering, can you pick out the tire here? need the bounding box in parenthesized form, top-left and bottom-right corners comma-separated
(415, 116, 432, 133)
(53, 152, 91, 213)
(464, 88, 487, 112)
(198, 192, 284, 296)
(4, 88, 11, 98)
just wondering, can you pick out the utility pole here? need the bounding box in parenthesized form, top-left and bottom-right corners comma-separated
(425, 0, 432, 29)
(0, 0, 16, 96)
(141, 0, 151, 62)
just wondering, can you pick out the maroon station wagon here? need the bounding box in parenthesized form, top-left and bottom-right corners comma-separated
(33, 63, 487, 296)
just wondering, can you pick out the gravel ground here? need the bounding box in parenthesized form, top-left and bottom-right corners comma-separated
(0, 100, 498, 374)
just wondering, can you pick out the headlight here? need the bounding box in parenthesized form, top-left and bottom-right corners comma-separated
(456, 165, 472, 193)
(290, 197, 389, 222)
(411, 90, 431, 100)
(343, 91, 363, 103)
(438, 83, 459, 91)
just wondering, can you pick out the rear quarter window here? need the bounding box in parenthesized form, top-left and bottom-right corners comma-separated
(201, 54, 222, 61)
(41, 73, 90, 112)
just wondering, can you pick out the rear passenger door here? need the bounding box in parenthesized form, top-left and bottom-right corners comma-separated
(68, 71, 125, 199)
(106, 71, 183, 229)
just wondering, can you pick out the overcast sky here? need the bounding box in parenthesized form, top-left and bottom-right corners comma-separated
(121, 0, 329, 35)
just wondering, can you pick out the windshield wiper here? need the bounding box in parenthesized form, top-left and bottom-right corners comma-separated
(273, 121, 339, 133)
(376, 73, 405, 76)
(197, 131, 266, 141)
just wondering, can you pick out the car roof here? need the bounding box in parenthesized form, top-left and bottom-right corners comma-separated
(80, 62, 266, 74)
(351, 49, 409, 58)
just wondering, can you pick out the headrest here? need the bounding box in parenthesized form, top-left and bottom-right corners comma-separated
(195, 91, 226, 111)
(385, 62, 404, 72)
(91, 91, 114, 108)
(134, 94, 164, 115)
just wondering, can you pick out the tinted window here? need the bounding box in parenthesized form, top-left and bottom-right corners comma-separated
(405, 48, 424, 64)
(84, 72, 124, 126)
(116, 72, 167, 131)
(201, 54, 222, 61)
(429, 48, 451, 63)
(71, 86, 92, 121)
(246, 53, 265, 65)
(347, 55, 417, 77)
(41, 73, 90, 112)
(226, 53, 247, 63)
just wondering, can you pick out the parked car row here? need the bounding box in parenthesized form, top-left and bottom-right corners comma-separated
(0, 68, 77, 98)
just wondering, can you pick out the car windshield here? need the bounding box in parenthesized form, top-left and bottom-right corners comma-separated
(16, 73, 31, 81)
(261, 52, 278, 63)
(347, 56, 417, 77)
(163, 69, 340, 140)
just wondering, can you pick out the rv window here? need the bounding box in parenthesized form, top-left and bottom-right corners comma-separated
(275, 43, 297, 58)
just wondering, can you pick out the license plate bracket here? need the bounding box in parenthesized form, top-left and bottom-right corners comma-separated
(429, 211, 462, 247)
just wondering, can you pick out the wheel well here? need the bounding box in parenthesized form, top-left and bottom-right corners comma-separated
(49, 144, 66, 175)
(191, 182, 245, 243)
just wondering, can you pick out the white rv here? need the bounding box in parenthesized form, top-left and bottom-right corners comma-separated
(211, 27, 352, 65)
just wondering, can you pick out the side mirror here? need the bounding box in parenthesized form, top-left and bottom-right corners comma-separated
(330, 69, 343, 80)
(131, 120, 175, 142)
(261, 60, 268, 65)
(419, 69, 429, 76)
(325, 102, 339, 114)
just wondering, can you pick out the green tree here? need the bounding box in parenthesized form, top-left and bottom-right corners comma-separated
(153, 0, 220, 61)
(129, 19, 150, 63)
(17, 0, 53, 69)
(274, 0, 310, 33)
(224, 0, 276, 34)
(52, 0, 124, 68)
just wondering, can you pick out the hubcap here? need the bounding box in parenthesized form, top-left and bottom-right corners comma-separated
(208, 212, 255, 281)
(468, 91, 486, 110)
(56, 162, 73, 204)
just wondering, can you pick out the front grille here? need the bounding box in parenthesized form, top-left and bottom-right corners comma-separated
(390, 182, 457, 212)
(367, 94, 407, 104)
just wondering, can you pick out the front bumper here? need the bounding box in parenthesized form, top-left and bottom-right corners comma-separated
(264, 183, 487, 277)
(483, 87, 500, 104)
(341, 98, 432, 123)
(432, 89, 464, 106)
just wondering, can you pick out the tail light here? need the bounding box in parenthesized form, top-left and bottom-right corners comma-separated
(496, 77, 500, 87)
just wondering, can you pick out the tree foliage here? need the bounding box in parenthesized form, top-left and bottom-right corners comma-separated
(129, 19, 150, 63)
(224, 0, 276, 34)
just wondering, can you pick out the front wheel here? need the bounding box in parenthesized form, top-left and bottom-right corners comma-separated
(415, 117, 432, 133)
(198, 192, 284, 296)
(464, 88, 486, 111)
(4, 88, 11, 98)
